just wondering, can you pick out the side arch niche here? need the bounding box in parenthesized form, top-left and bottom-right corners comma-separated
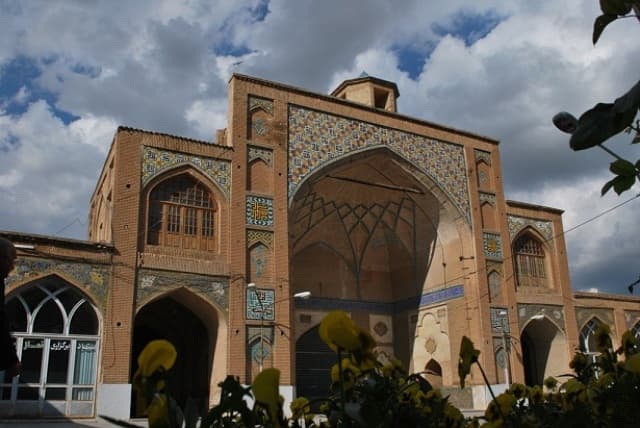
(520, 316, 568, 386)
(1, 275, 101, 418)
(290, 147, 471, 393)
(131, 287, 224, 416)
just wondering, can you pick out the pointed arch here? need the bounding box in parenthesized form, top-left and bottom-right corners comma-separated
(579, 316, 607, 354)
(133, 286, 227, 412)
(142, 165, 228, 253)
(512, 227, 553, 289)
(520, 316, 568, 385)
(2, 274, 102, 417)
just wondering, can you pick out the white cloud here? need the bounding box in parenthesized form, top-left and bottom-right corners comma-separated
(0, 0, 638, 294)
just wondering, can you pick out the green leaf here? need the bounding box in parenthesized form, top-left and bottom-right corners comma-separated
(601, 178, 616, 196)
(613, 175, 636, 195)
(599, 0, 632, 15)
(593, 14, 618, 44)
(570, 82, 640, 150)
(610, 159, 636, 177)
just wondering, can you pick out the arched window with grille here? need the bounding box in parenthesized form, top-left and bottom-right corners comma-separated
(514, 234, 547, 288)
(580, 317, 604, 354)
(147, 174, 217, 251)
(0, 276, 100, 418)
(632, 321, 640, 340)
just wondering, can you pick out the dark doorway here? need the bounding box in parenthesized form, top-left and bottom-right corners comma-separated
(131, 297, 210, 416)
(295, 326, 335, 402)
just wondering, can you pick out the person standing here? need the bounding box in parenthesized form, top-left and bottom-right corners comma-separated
(0, 237, 21, 380)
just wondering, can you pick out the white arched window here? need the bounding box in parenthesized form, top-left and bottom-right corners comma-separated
(1, 276, 100, 417)
(579, 318, 603, 354)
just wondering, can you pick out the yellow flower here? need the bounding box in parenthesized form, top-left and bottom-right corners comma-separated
(528, 385, 543, 403)
(625, 352, 640, 373)
(147, 393, 170, 428)
(458, 336, 480, 388)
(331, 357, 360, 390)
(319, 310, 361, 352)
(253, 368, 283, 427)
(543, 376, 558, 390)
(137, 340, 177, 377)
(290, 396, 310, 420)
(508, 383, 527, 399)
(133, 340, 176, 414)
(485, 393, 515, 421)
(563, 378, 585, 395)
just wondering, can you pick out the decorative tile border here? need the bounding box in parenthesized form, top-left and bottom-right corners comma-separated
(247, 229, 274, 249)
(246, 288, 275, 321)
(417, 285, 465, 308)
(8, 258, 110, 310)
(624, 310, 640, 329)
(479, 192, 496, 206)
(518, 304, 565, 332)
(246, 196, 274, 227)
(483, 232, 503, 259)
(507, 215, 553, 241)
(474, 149, 492, 165)
(295, 284, 464, 314)
(249, 96, 274, 115)
(248, 145, 273, 166)
(142, 146, 231, 197)
(288, 106, 470, 223)
(575, 307, 614, 331)
(137, 269, 228, 311)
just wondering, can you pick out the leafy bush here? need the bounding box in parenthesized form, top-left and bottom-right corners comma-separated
(104, 312, 640, 428)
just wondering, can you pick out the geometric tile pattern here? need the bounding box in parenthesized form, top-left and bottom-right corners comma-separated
(486, 260, 503, 275)
(507, 215, 553, 241)
(247, 229, 274, 249)
(246, 288, 275, 321)
(246, 196, 274, 227)
(142, 146, 231, 197)
(8, 257, 111, 311)
(136, 268, 228, 312)
(474, 149, 492, 165)
(483, 232, 503, 259)
(479, 191, 496, 206)
(518, 304, 565, 332)
(490, 307, 509, 334)
(248, 145, 273, 166)
(288, 106, 470, 223)
(249, 96, 274, 115)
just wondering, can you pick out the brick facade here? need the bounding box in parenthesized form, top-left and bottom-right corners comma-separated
(2, 73, 640, 418)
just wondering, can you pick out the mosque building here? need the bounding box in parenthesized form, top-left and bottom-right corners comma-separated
(2, 73, 639, 419)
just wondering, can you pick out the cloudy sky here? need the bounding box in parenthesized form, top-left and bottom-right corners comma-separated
(1, 0, 639, 295)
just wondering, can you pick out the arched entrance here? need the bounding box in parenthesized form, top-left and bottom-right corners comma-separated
(520, 317, 568, 385)
(131, 291, 216, 416)
(295, 326, 334, 402)
(0, 275, 100, 418)
(290, 148, 470, 393)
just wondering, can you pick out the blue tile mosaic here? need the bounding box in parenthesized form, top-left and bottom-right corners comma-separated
(142, 146, 231, 197)
(246, 195, 274, 227)
(288, 106, 470, 223)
